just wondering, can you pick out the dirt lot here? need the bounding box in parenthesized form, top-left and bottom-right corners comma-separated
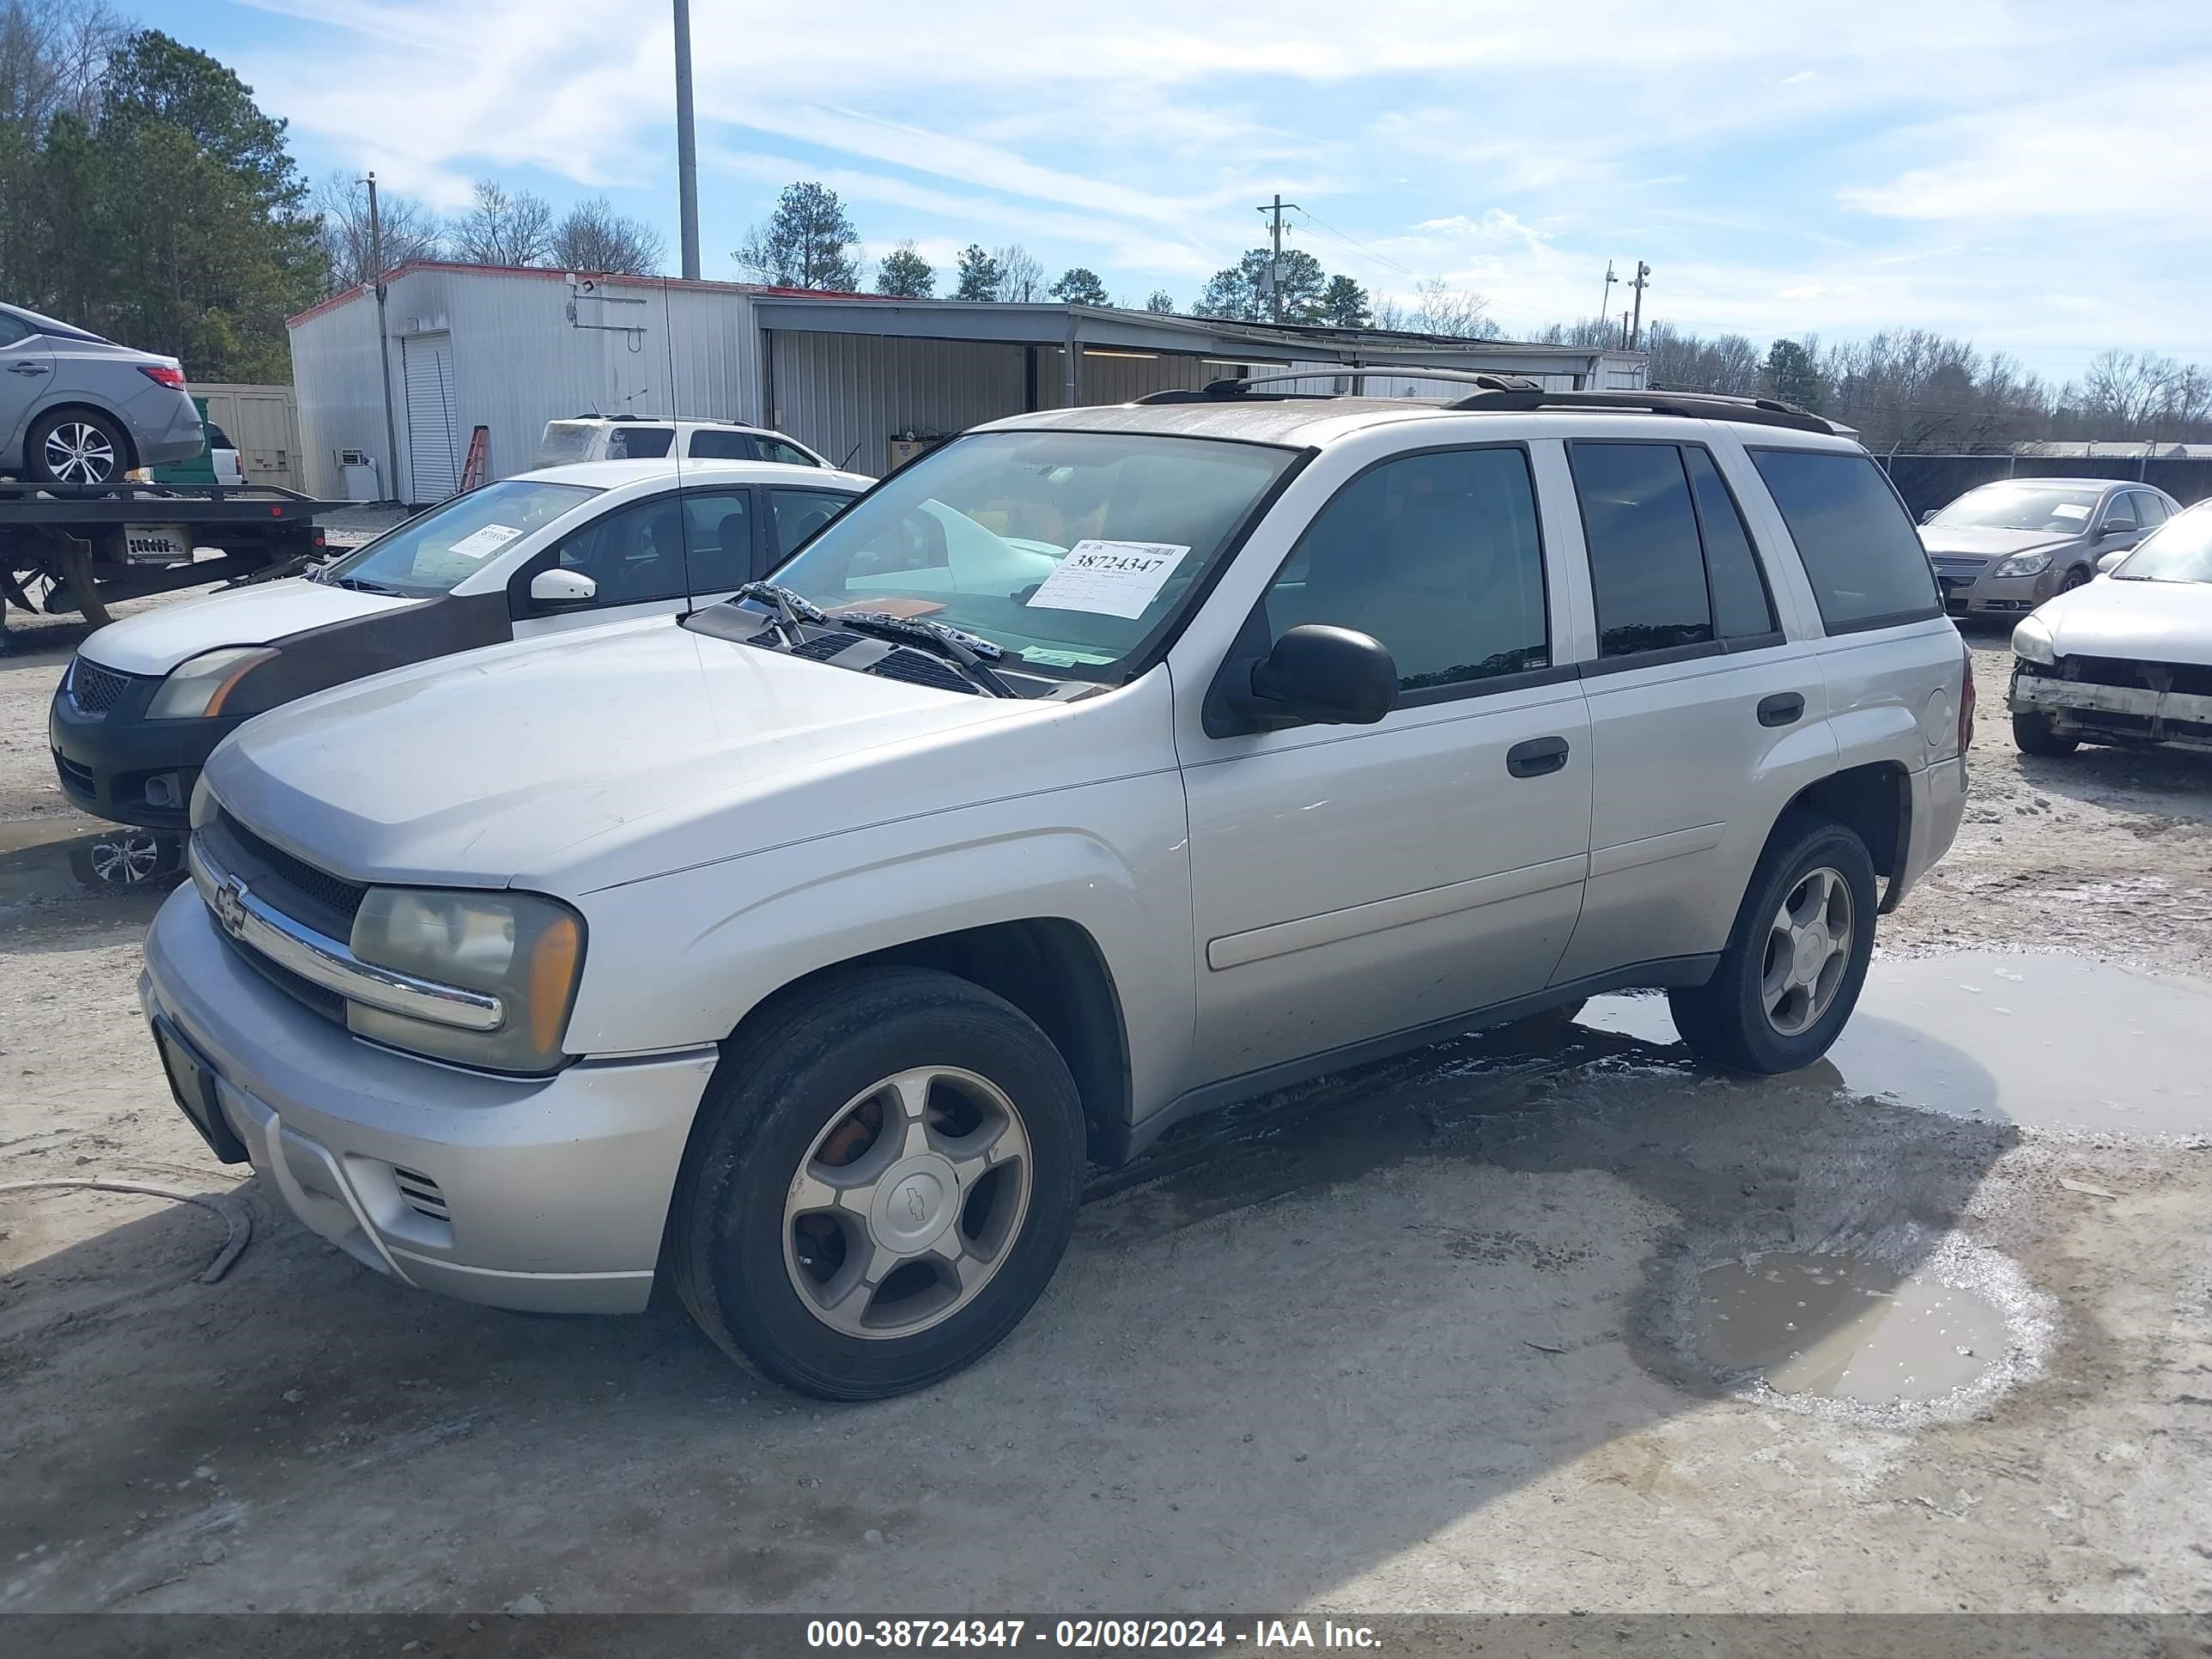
(3, 606, 2210, 1617)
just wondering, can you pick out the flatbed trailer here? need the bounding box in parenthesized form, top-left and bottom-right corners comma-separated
(0, 480, 331, 630)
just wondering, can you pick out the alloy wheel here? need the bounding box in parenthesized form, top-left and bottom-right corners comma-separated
(781, 1066, 1033, 1340)
(1759, 865, 1853, 1036)
(88, 831, 165, 884)
(44, 422, 118, 484)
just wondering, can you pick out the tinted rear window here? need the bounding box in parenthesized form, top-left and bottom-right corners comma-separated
(1569, 441, 1714, 659)
(1750, 449, 1939, 633)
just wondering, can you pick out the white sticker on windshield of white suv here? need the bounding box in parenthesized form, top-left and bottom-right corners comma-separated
(1024, 540, 1191, 619)
(448, 523, 523, 559)
(2051, 503, 2089, 520)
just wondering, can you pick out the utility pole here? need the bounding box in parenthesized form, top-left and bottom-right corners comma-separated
(1256, 194, 1301, 323)
(1628, 260, 1650, 350)
(672, 0, 702, 280)
(1620, 311, 1631, 351)
(365, 171, 400, 505)
(1599, 259, 1617, 326)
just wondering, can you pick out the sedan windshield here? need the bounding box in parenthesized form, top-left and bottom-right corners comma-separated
(319, 479, 599, 597)
(756, 430, 1297, 678)
(1931, 484, 2104, 533)
(2112, 506, 2212, 584)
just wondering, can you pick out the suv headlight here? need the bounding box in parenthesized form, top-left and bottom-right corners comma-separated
(347, 888, 585, 1073)
(2012, 612, 2057, 666)
(148, 647, 277, 720)
(1992, 550, 2053, 579)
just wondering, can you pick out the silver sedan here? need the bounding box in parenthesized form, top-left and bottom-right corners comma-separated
(0, 301, 205, 485)
(1920, 477, 2181, 620)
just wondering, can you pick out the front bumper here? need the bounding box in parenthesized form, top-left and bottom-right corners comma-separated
(49, 672, 238, 829)
(1937, 568, 2059, 617)
(2010, 662, 2212, 753)
(142, 884, 716, 1315)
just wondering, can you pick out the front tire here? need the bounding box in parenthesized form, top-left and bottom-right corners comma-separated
(2012, 710, 2078, 757)
(671, 967, 1085, 1400)
(1666, 811, 1877, 1074)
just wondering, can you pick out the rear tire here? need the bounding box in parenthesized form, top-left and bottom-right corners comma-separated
(672, 967, 1085, 1400)
(1667, 811, 1876, 1075)
(27, 407, 131, 486)
(2012, 710, 2077, 757)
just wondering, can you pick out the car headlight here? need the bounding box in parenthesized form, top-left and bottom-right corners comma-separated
(2012, 613, 2057, 666)
(346, 888, 586, 1073)
(148, 647, 277, 720)
(1992, 550, 2053, 579)
(188, 773, 220, 830)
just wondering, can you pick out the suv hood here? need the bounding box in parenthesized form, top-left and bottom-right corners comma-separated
(204, 616, 1057, 893)
(2033, 577, 2212, 668)
(1918, 526, 2080, 559)
(78, 577, 416, 676)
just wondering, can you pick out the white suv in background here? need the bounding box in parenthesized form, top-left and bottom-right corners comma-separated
(533, 415, 835, 470)
(143, 377, 1970, 1401)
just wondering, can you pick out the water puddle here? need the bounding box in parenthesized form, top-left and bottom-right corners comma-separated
(1579, 951, 2212, 1138)
(0, 824, 184, 911)
(1693, 1250, 2008, 1404)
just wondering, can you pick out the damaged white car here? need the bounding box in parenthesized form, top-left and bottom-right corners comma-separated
(2009, 499, 2212, 757)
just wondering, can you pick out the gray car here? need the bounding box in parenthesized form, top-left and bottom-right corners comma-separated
(1919, 477, 2180, 619)
(0, 301, 204, 484)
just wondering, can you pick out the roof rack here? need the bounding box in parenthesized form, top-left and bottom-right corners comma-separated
(1133, 370, 1837, 434)
(1134, 368, 1545, 405)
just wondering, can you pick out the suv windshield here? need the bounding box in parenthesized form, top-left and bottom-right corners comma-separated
(320, 479, 599, 597)
(758, 430, 1296, 678)
(2112, 507, 2212, 585)
(534, 421, 603, 466)
(1931, 484, 2104, 533)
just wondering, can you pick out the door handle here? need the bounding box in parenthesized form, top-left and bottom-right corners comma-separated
(1758, 692, 1805, 726)
(7, 362, 50, 376)
(1506, 736, 1570, 778)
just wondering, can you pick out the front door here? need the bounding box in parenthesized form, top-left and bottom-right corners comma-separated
(1178, 444, 1594, 1088)
(508, 495, 705, 639)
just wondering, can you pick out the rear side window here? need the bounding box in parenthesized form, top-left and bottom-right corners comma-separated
(2137, 492, 2169, 527)
(1682, 448, 1777, 641)
(1749, 449, 1939, 633)
(1569, 442, 1713, 659)
(608, 425, 673, 460)
(687, 430, 757, 460)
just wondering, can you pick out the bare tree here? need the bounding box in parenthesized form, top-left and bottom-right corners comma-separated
(550, 195, 663, 275)
(993, 243, 1044, 303)
(1411, 276, 1498, 339)
(448, 178, 554, 266)
(1370, 295, 1407, 331)
(0, 0, 118, 131)
(311, 170, 442, 291)
(2076, 349, 2206, 428)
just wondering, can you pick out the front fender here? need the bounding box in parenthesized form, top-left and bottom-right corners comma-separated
(562, 772, 1196, 1120)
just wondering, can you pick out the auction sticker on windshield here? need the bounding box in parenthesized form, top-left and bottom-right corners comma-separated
(2052, 503, 2089, 520)
(1025, 540, 1190, 619)
(448, 523, 523, 559)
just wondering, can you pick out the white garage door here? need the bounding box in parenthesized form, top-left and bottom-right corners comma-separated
(403, 333, 459, 502)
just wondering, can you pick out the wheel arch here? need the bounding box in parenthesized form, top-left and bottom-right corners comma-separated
(1780, 758, 1908, 890)
(714, 916, 1133, 1167)
(27, 399, 140, 473)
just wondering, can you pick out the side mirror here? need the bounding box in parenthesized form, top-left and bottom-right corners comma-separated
(1230, 625, 1398, 729)
(2096, 549, 2128, 574)
(1920, 508, 1939, 524)
(529, 568, 597, 606)
(2101, 524, 2136, 540)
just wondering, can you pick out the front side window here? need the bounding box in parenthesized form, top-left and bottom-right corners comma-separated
(1259, 447, 1548, 691)
(1571, 441, 1714, 659)
(1750, 448, 1940, 633)
(2100, 494, 2139, 533)
(546, 496, 690, 605)
(321, 478, 599, 597)
(761, 430, 1297, 678)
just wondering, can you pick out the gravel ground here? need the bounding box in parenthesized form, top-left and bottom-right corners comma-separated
(2, 613, 2210, 1617)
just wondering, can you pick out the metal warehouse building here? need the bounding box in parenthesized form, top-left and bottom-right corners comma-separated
(286, 262, 1648, 504)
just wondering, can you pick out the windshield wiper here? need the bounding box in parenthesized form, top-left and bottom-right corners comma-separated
(331, 575, 398, 595)
(833, 611, 1020, 698)
(734, 580, 828, 645)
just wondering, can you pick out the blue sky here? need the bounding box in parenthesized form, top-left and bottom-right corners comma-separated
(149, 0, 2212, 385)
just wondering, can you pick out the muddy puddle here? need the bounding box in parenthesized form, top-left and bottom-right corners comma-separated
(1578, 951, 2212, 1138)
(1693, 1249, 2011, 1405)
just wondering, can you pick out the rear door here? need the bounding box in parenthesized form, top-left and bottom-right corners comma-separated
(1552, 434, 1835, 982)
(674, 486, 758, 600)
(0, 311, 55, 459)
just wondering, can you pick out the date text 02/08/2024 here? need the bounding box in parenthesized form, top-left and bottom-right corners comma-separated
(805, 1620, 1382, 1650)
